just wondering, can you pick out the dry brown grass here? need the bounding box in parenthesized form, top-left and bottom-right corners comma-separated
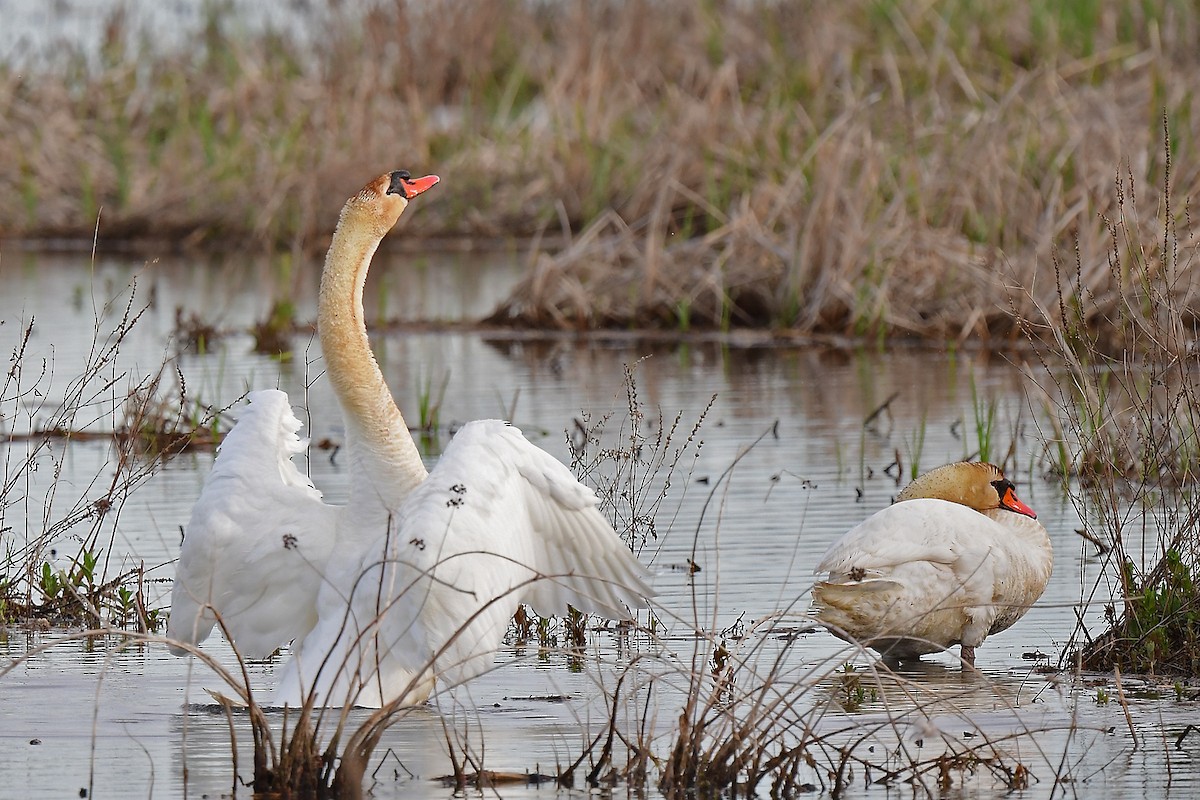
(482, 2, 1200, 336)
(2, 1, 1200, 335)
(1017, 132, 1200, 676)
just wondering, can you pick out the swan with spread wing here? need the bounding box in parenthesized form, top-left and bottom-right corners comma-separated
(168, 171, 654, 707)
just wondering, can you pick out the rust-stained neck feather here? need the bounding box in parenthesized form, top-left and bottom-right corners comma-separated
(896, 461, 1004, 512)
(317, 176, 426, 504)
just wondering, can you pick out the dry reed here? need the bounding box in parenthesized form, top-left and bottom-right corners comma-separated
(3, 1, 1200, 336)
(1019, 125, 1200, 675)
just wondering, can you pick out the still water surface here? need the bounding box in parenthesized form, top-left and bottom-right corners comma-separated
(0, 250, 1195, 798)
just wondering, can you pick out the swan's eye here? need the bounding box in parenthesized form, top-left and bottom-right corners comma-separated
(386, 170, 414, 198)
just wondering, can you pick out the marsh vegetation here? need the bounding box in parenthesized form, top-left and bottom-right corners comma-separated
(3, 1, 1200, 797)
(3, 0, 1199, 335)
(1020, 144, 1200, 677)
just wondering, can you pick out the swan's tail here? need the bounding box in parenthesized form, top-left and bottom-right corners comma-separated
(811, 577, 910, 640)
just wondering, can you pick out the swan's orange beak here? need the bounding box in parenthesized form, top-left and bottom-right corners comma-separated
(401, 174, 440, 198)
(1000, 486, 1037, 519)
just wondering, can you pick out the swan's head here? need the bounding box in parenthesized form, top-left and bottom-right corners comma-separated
(896, 461, 1037, 519)
(346, 170, 440, 234)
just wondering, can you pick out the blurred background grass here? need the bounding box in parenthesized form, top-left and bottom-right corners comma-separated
(2, 0, 1198, 334)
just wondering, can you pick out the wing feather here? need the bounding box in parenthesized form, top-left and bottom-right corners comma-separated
(814, 499, 991, 578)
(273, 419, 654, 706)
(368, 420, 653, 688)
(168, 390, 338, 658)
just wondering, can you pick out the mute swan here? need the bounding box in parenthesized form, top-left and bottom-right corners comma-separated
(168, 170, 654, 707)
(812, 462, 1051, 665)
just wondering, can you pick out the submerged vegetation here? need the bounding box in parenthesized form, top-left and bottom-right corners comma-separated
(2, 0, 1199, 335)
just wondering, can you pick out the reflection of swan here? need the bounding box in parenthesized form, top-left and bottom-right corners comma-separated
(168, 171, 654, 707)
(812, 462, 1051, 665)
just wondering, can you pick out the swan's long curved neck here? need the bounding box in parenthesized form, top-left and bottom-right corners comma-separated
(318, 210, 428, 503)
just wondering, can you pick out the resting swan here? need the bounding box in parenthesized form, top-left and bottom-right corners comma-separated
(168, 171, 654, 707)
(812, 462, 1052, 665)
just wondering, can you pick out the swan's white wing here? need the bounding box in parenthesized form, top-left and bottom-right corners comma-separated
(168, 390, 339, 659)
(814, 498, 995, 578)
(367, 420, 653, 691)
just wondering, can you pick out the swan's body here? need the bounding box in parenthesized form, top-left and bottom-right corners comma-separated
(812, 462, 1052, 664)
(168, 171, 654, 707)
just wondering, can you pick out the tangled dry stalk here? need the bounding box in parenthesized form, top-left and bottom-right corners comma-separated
(0, 278, 228, 629)
(1020, 125, 1200, 675)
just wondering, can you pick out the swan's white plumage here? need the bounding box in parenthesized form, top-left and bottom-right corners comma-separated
(167, 390, 339, 657)
(169, 171, 653, 707)
(272, 419, 653, 708)
(812, 466, 1052, 661)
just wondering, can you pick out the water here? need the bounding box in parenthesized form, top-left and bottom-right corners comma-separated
(0, 0, 322, 65)
(1, 250, 1195, 798)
